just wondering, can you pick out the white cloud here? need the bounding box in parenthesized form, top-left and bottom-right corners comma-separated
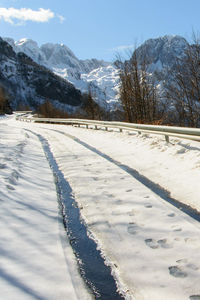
(112, 44, 135, 52)
(0, 7, 55, 24)
(57, 14, 65, 24)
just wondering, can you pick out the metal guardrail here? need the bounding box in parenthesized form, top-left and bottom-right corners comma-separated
(14, 111, 33, 114)
(16, 115, 200, 143)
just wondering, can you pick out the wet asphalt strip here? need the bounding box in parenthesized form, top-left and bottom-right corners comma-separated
(25, 129, 125, 300)
(52, 129, 200, 223)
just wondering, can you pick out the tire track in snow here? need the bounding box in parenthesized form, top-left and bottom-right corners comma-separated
(51, 129, 200, 223)
(25, 129, 125, 300)
(25, 125, 200, 299)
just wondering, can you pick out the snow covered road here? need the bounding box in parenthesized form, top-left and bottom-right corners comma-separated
(1, 115, 200, 300)
(0, 117, 91, 300)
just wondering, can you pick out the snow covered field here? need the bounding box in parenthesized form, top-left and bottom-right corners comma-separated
(1, 114, 200, 300)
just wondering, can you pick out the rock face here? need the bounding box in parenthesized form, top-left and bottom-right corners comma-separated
(4, 37, 109, 73)
(0, 38, 83, 111)
(4, 37, 119, 111)
(128, 35, 190, 102)
(1, 35, 191, 112)
(135, 35, 188, 68)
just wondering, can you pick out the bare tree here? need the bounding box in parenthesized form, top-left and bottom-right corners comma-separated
(116, 49, 164, 124)
(37, 99, 68, 118)
(0, 86, 12, 114)
(81, 85, 107, 120)
(165, 32, 200, 127)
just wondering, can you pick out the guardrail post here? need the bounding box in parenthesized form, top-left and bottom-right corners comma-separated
(165, 135, 169, 143)
(16, 117, 200, 143)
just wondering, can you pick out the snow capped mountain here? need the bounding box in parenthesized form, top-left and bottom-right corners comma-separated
(130, 35, 190, 102)
(135, 35, 189, 72)
(2, 34, 192, 114)
(81, 65, 120, 109)
(4, 37, 119, 110)
(41, 43, 78, 68)
(0, 38, 83, 111)
(4, 38, 47, 66)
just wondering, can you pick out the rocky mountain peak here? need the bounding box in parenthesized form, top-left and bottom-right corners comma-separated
(0, 38, 84, 111)
(40, 42, 81, 70)
(135, 35, 189, 70)
(1, 34, 192, 113)
(16, 38, 38, 48)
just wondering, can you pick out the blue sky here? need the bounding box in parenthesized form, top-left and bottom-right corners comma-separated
(0, 0, 200, 61)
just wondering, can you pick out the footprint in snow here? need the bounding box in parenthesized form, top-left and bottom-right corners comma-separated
(145, 238, 172, 249)
(6, 185, 15, 190)
(6, 177, 17, 186)
(176, 148, 186, 154)
(4, 157, 12, 162)
(0, 163, 7, 169)
(177, 258, 199, 271)
(12, 170, 20, 180)
(168, 266, 187, 278)
(92, 177, 98, 181)
(16, 142, 26, 154)
(157, 239, 172, 249)
(171, 225, 182, 232)
(105, 193, 114, 198)
(176, 258, 188, 264)
(115, 200, 122, 204)
(127, 223, 139, 235)
(168, 213, 176, 217)
(145, 238, 159, 249)
(6, 171, 20, 186)
(173, 227, 182, 232)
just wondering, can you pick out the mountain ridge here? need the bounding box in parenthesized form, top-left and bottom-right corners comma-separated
(1, 34, 192, 115)
(0, 37, 84, 111)
(4, 37, 120, 111)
